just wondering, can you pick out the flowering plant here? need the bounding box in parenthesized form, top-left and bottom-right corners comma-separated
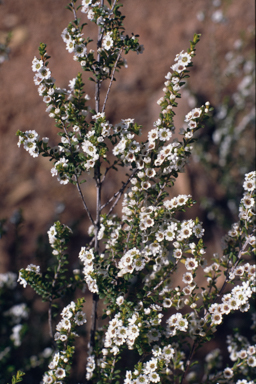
(14, 1, 256, 383)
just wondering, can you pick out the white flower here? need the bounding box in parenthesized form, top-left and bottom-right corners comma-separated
(182, 272, 193, 284)
(66, 40, 75, 53)
(117, 296, 124, 306)
(74, 44, 87, 57)
(55, 367, 66, 379)
(163, 298, 172, 308)
(162, 345, 174, 361)
(82, 140, 99, 159)
(173, 248, 182, 258)
(87, 9, 95, 20)
(145, 168, 156, 178)
(211, 312, 222, 325)
(61, 28, 71, 43)
(17, 271, 27, 288)
(74, 311, 87, 326)
(102, 32, 113, 51)
(171, 62, 186, 73)
(164, 224, 176, 241)
(175, 51, 192, 66)
(25, 264, 41, 274)
(38, 66, 51, 80)
(242, 194, 254, 208)
(185, 258, 198, 270)
(223, 367, 233, 379)
(32, 57, 44, 72)
(180, 226, 192, 239)
(148, 129, 158, 142)
(247, 355, 256, 367)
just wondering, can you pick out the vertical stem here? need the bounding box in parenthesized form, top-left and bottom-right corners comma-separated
(89, 0, 104, 353)
(94, 0, 104, 114)
(48, 299, 53, 339)
(180, 341, 197, 384)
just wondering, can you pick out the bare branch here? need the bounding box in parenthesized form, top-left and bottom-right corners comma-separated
(102, 48, 123, 113)
(48, 300, 54, 339)
(70, 0, 78, 21)
(111, 0, 118, 11)
(104, 169, 138, 215)
(108, 357, 117, 383)
(61, 123, 95, 226)
(48, 249, 67, 341)
(89, 0, 104, 353)
(146, 261, 178, 298)
(101, 160, 119, 183)
(74, 174, 95, 225)
(180, 341, 198, 384)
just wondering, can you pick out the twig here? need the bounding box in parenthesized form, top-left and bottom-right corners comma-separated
(95, 0, 104, 114)
(48, 300, 54, 339)
(74, 173, 95, 226)
(48, 250, 66, 341)
(156, 181, 167, 201)
(110, 0, 118, 11)
(61, 123, 95, 226)
(89, 0, 104, 352)
(105, 169, 139, 216)
(180, 341, 197, 384)
(218, 235, 251, 297)
(108, 357, 116, 383)
(146, 261, 178, 298)
(203, 234, 252, 318)
(102, 48, 123, 113)
(101, 160, 119, 183)
(70, 0, 78, 21)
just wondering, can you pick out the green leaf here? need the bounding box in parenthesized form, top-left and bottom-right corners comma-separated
(9, 371, 25, 384)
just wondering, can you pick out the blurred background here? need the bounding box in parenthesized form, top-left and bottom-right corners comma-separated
(0, 0, 255, 382)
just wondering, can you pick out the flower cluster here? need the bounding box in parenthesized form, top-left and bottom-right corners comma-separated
(86, 353, 96, 380)
(61, 26, 87, 60)
(43, 299, 86, 384)
(124, 344, 176, 384)
(17, 129, 40, 158)
(227, 333, 256, 367)
(239, 171, 256, 222)
(47, 222, 73, 248)
(79, 247, 99, 293)
(209, 281, 253, 326)
(102, 311, 141, 356)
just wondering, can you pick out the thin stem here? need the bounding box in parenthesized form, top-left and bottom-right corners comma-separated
(95, 0, 104, 113)
(70, 0, 78, 21)
(146, 261, 178, 298)
(218, 235, 251, 297)
(102, 48, 123, 113)
(106, 169, 139, 216)
(89, 0, 104, 352)
(61, 123, 95, 226)
(203, 234, 252, 318)
(101, 160, 119, 183)
(74, 173, 95, 225)
(108, 357, 116, 383)
(110, 0, 118, 11)
(48, 300, 53, 339)
(180, 341, 197, 384)
(48, 251, 66, 341)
